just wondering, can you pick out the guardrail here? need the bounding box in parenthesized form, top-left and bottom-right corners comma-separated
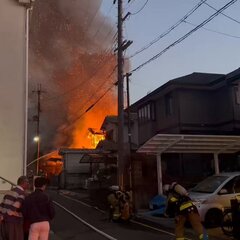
(0, 176, 16, 189)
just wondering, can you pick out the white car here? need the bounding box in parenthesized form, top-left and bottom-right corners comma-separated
(188, 172, 240, 226)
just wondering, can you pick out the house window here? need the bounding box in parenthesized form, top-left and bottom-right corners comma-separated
(138, 102, 156, 122)
(165, 93, 173, 116)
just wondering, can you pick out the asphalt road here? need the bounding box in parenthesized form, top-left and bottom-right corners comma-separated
(49, 191, 178, 240)
(49, 190, 232, 240)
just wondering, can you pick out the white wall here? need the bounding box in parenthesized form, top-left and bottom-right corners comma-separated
(0, 0, 27, 189)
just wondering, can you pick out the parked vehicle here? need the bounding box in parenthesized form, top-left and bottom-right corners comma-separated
(188, 172, 240, 227)
(221, 208, 233, 236)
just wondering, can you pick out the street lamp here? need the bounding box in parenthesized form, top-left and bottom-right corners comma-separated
(33, 136, 40, 175)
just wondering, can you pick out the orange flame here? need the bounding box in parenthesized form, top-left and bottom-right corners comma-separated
(54, 52, 117, 149)
(87, 128, 105, 148)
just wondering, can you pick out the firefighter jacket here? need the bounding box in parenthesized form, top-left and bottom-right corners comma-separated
(166, 184, 197, 217)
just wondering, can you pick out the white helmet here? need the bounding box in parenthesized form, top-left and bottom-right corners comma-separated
(172, 183, 188, 196)
(163, 184, 170, 194)
(109, 185, 119, 191)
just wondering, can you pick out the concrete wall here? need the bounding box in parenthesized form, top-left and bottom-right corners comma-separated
(0, 0, 27, 189)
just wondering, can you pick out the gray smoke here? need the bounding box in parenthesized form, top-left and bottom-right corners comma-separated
(27, 0, 117, 160)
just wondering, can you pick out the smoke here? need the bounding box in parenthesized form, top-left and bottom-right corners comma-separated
(28, 0, 117, 157)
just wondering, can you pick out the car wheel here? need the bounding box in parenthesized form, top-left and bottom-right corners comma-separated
(205, 209, 223, 227)
(221, 209, 233, 236)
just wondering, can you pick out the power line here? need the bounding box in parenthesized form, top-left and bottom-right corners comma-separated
(76, 64, 117, 115)
(43, 45, 116, 104)
(92, 4, 114, 40)
(124, 0, 136, 11)
(43, 3, 117, 105)
(184, 20, 240, 39)
(131, 0, 238, 73)
(58, 64, 117, 131)
(129, 0, 208, 58)
(204, 1, 240, 25)
(131, 0, 149, 15)
(59, 69, 117, 132)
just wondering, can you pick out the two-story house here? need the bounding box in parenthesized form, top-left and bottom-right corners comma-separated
(130, 70, 240, 185)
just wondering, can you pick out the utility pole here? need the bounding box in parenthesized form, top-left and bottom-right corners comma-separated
(114, 0, 133, 189)
(32, 83, 42, 175)
(117, 0, 124, 188)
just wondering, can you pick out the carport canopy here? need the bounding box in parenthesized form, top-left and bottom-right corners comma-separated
(137, 134, 240, 194)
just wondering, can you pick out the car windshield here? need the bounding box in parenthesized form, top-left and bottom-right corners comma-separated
(190, 176, 229, 193)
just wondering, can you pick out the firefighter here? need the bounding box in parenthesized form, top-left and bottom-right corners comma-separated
(163, 182, 208, 240)
(107, 186, 121, 222)
(119, 191, 131, 221)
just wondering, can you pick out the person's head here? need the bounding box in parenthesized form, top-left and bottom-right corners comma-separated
(34, 177, 48, 191)
(163, 184, 171, 195)
(17, 176, 29, 190)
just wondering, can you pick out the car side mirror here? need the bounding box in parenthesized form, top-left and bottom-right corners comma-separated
(219, 188, 228, 195)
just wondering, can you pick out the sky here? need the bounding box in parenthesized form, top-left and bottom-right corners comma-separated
(100, 0, 240, 104)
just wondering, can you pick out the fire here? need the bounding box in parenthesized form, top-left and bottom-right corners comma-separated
(40, 159, 63, 178)
(54, 52, 117, 149)
(38, 151, 63, 177)
(29, 0, 118, 152)
(87, 128, 105, 148)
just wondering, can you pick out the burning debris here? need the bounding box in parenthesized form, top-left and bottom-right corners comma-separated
(28, 0, 117, 159)
(88, 128, 105, 148)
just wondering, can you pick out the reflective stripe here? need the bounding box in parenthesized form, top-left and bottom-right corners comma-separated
(179, 202, 193, 211)
(112, 213, 121, 220)
(170, 197, 178, 202)
(199, 233, 209, 240)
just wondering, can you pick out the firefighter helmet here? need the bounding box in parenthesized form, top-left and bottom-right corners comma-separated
(163, 184, 171, 194)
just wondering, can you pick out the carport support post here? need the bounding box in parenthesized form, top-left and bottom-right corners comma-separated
(157, 153, 162, 195)
(214, 153, 220, 174)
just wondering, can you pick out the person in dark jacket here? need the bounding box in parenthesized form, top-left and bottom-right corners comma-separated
(22, 177, 55, 240)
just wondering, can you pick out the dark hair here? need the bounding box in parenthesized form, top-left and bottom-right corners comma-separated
(34, 177, 48, 188)
(17, 176, 28, 185)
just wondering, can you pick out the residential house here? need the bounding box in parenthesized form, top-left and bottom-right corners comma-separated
(130, 71, 240, 185)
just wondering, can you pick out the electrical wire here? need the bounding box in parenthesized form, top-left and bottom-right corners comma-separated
(56, 63, 117, 128)
(43, 4, 117, 104)
(184, 20, 240, 39)
(131, 0, 149, 16)
(130, 0, 238, 74)
(129, 0, 208, 58)
(204, 1, 240, 25)
(124, 0, 137, 11)
(59, 68, 117, 132)
(92, 4, 114, 40)
(43, 35, 117, 104)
